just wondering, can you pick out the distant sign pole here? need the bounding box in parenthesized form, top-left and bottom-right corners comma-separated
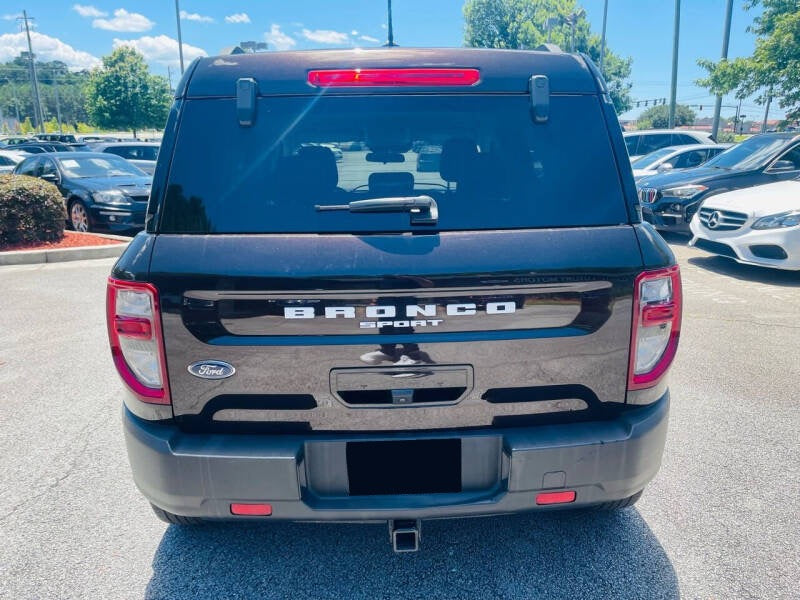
(175, 0, 185, 74)
(668, 0, 681, 129)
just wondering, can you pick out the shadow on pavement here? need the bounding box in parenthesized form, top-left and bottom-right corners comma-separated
(146, 508, 678, 599)
(688, 255, 800, 287)
(659, 231, 692, 247)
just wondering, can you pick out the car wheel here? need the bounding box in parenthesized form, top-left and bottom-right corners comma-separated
(150, 503, 204, 525)
(69, 200, 91, 232)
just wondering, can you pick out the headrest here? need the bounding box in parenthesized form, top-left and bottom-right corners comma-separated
(296, 145, 338, 189)
(439, 138, 478, 183)
(368, 172, 415, 197)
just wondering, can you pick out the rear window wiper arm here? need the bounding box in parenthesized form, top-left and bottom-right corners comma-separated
(315, 195, 438, 225)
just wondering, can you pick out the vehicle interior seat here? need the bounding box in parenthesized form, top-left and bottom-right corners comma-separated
(439, 138, 479, 193)
(293, 145, 346, 198)
(368, 172, 415, 197)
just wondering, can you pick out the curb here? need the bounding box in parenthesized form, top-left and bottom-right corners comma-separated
(0, 235, 130, 266)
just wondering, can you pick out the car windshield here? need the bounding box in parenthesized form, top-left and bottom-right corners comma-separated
(630, 147, 676, 169)
(161, 94, 628, 233)
(56, 155, 145, 178)
(704, 136, 790, 170)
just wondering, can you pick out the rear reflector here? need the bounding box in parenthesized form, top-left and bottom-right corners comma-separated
(307, 68, 480, 87)
(230, 503, 272, 516)
(536, 490, 576, 505)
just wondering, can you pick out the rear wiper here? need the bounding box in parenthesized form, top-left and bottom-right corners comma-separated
(315, 195, 438, 225)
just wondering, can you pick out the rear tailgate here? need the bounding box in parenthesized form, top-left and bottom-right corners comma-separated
(149, 226, 642, 432)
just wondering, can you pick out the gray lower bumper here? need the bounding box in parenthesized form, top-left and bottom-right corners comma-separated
(124, 393, 669, 521)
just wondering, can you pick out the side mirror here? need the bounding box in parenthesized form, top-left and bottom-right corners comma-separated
(41, 172, 59, 183)
(768, 160, 796, 173)
(657, 162, 674, 173)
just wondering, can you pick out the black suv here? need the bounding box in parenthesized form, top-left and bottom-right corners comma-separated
(108, 48, 681, 552)
(637, 133, 800, 234)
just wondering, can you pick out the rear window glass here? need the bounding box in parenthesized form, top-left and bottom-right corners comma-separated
(160, 94, 627, 233)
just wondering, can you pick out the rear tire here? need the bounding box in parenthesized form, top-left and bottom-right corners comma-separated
(593, 489, 643, 511)
(150, 503, 204, 525)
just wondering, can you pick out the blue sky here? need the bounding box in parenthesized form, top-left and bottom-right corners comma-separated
(0, 1, 777, 120)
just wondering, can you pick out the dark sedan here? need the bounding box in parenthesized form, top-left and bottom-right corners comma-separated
(13, 152, 151, 233)
(637, 133, 800, 234)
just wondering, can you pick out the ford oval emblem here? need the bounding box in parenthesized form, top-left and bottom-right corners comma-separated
(187, 360, 236, 380)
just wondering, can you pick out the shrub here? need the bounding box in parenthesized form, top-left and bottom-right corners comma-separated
(0, 174, 66, 248)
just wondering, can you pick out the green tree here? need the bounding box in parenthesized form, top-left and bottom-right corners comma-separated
(463, 0, 633, 113)
(85, 47, 171, 137)
(697, 0, 800, 121)
(637, 103, 696, 129)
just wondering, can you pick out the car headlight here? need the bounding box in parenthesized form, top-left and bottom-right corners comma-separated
(93, 190, 131, 205)
(752, 211, 800, 230)
(662, 184, 708, 199)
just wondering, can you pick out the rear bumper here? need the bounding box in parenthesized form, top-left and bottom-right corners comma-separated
(124, 393, 669, 521)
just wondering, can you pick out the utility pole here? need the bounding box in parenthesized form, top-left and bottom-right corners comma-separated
(167, 65, 174, 93)
(385, 0, 397, 47)
(19, 11, 45, 133)
(762, 88, 772, 133)
(175, 0, 185, 74)
(599, 0, 609, 74)
(668, 0, 681, 129)
(52, 68, 63, 133)
(711, 0, 733, 140)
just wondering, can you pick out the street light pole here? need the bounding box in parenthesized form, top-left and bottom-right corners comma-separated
(599, 0, 609, 74)
(668, 0, 681, 129)
(711, 0, 733, 140)
(175, 0, 185, 74)
(20, 10, 45, 133)
(761, 88, 772, 133)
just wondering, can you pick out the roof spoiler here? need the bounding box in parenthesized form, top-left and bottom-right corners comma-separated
(529, 75, 549, 124)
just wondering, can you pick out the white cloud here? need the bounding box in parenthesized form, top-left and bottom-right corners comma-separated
(360, 35, 380, 43)
(72, 4, 106, 18)
(264, 24, 295, 51)
(93, 9, 154, 32)
(0, 31, 100, 70)
(180, 10, 213, 23)
(381, 23, 387, 29)
(113, 35, 206, 68)
(2, 13, 20, 20)
(225, 12, 250, 24)
(351, 30, 358, 36)
(301, 28, 349, 45)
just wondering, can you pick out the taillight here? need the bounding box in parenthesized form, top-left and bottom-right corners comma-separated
(628, 265, 682, 390)
(307, 68, 480, 87)
(106, 278, 170, 405)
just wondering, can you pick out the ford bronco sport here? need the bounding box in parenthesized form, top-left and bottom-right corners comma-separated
(108, 48, 681, 552)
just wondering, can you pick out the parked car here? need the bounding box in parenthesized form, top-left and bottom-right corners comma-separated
(689, 180, 800, 270)
(415, 144, 442, 172)
(11, 142, 75, 154)
(637, 133, 800, 235)
(0, 149, 28, 173)
(33, 133, 78, 144)
(624, 129, 715, 161)
(631, 144, 730, 180)
(13, 152, 151, 233)
(0, 136, 32, 147)
(90, 141, 160, 175)
(109, 48, 681, 552)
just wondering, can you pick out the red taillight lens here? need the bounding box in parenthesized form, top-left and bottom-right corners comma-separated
(307, 68, 480, 87)
(106, 278, 170, 405)
(536, 491, 576, 505)
(628, 265, 682, 390)
(230, 503, 272, 516)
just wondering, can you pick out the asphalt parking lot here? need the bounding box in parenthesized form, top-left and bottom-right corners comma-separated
(1, 238, 798, 599)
